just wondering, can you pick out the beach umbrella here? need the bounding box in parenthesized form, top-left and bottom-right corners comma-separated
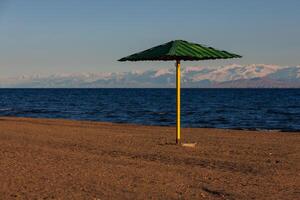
(119, 40, 241, 144)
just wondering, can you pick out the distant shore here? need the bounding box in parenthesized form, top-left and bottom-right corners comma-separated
(0, 117, 299, 199)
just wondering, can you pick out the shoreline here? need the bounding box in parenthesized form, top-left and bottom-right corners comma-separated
(0, 116, 298, 133)
(0, 117, 299, 199)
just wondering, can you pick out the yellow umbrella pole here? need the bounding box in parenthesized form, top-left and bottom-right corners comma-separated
(176, 60, 181, 144)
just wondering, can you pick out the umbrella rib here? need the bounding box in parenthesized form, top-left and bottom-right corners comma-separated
(188, 43, 218, 59)
(178, 43, 203, 58)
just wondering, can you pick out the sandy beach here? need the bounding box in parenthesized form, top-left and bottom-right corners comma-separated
(0, 117, 299, 199)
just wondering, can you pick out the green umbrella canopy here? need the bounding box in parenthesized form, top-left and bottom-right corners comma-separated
(118, 40, 241, 61)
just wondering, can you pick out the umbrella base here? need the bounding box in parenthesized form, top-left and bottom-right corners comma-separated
(181, 143, 197, 148)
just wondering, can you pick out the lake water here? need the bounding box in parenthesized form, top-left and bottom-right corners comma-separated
(0, 89, 299, 132)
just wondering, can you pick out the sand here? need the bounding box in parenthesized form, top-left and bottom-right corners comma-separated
(0, 117, 299, 200)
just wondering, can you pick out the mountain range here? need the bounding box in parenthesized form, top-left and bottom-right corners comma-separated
(1, 64, 300, 88)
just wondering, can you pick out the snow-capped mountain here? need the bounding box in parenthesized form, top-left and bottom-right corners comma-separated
(0, 64, 300, 88)
(189, 64, 281, 82)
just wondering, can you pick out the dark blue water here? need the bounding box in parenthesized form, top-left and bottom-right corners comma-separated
(0, 89, 299, 132)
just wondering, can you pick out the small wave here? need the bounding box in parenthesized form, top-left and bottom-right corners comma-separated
(0, 108, 12, 111)
(158, 118, 172, 122)
(149, 112, 169, 115)
(252, 128, 281, 132)
(15, 109, 60, 115)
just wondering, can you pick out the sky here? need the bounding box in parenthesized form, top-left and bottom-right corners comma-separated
(0, 0, 299, 77)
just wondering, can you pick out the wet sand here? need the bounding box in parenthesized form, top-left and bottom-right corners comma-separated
(0, 117, 299, 199)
